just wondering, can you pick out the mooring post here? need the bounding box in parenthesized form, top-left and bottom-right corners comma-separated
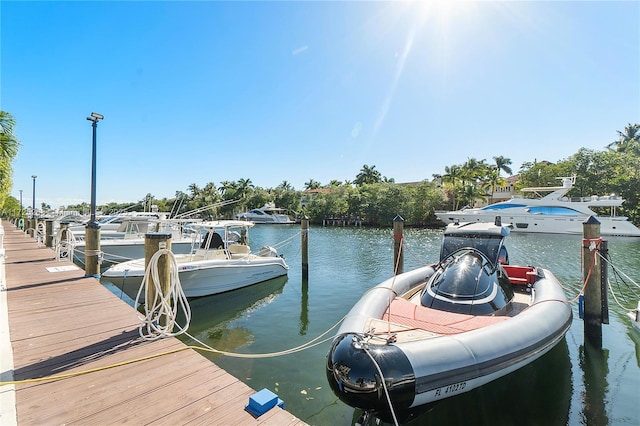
(301, 216, 309, 280)
(59, 222, 70, 257)
(84, 223, 101, 278)
(59, 221, 69, 240)
(582, 216, 603, 347)
(144, 233, 172, 324)
(45, 219, 54, 248)
(393, 215, 404, 275)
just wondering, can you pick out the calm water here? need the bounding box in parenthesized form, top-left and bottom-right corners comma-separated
(103, 225, 640, 425)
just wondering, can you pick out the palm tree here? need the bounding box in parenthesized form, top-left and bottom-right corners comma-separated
(0, 111, 20, 160)
(218, 180, 235, 196)
(355, 164, 382, 185)
(493, 155, 513, 176)
(304, 179, 321, 190)
(0, 111, 20, 200)
(236, 179, 254, 211)
(187, 183, 201, 198)
(607, 123, 640, 155)
(442, 165, 462, 209)
(486, 169, 506, 204)
(277, 180, 293, 191)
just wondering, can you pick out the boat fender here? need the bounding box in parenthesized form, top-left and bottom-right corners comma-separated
(326, 333, 416, 413)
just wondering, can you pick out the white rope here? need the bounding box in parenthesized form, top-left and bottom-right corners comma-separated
(54, 228, 77, 262)
(362, 344, 399, 426)
(135, 249, 191, 340)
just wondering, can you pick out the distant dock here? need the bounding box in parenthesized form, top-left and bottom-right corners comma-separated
(0, 220, 305, 425)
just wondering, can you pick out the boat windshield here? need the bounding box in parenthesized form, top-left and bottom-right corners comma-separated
(421, 250, 514, 315)
(526, 206, 582, 215)
(440, 234, 503, 266)
(481, 203, 527, 211)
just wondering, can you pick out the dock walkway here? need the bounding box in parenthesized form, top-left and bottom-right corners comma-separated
(0, 221, 305, 425)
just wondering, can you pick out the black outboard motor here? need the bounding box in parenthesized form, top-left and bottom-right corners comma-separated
(421, 248, 514, 316)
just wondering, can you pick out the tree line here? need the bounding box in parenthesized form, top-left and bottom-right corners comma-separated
(1, 110, 638, 228)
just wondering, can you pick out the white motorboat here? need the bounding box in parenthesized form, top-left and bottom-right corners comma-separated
(69, 217, 198, 267)
(326, 218, 572, 422)
(236, 202, 295, 224)
(102, 220, 289, 298)
(436, 176, 640, 237)
(67, 212, 171, 236)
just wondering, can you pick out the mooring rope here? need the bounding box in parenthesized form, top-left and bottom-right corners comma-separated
(136, 249, 191, 340)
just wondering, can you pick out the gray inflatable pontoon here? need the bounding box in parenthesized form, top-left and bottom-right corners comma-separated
(326, 219, 573, 421)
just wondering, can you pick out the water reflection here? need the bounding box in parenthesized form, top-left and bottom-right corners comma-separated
(177, 276, 287, 357)
(579, 342, 609, 425)
(630, 329, 640, 369)
(300, 278, 309, 335)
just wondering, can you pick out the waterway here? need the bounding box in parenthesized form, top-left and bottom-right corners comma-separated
(103, 224, 640, 425)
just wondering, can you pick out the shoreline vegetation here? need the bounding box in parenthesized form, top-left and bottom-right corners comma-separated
(1, 112, 638, 228)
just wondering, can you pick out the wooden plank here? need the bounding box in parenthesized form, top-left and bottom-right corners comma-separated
(2, 221, 306, 426)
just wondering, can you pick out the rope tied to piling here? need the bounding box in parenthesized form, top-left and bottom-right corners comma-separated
(136, 248, 191, 340)
(570, 237, 603, 303)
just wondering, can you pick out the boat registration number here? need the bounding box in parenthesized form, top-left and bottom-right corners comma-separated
(434, 381, 466, 398)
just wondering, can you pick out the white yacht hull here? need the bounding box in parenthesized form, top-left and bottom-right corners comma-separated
(436, 211, 640, 237)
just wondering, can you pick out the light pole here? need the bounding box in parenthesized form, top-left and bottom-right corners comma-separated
(85, 112, 103, 278)
(86, 112, 104, 228)
(31, 175, 37, 219)
(19, 189, 23, 217)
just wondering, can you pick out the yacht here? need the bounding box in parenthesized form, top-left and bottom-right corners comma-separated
(436, 176, 640, 237)
(236, 202, 295, 224)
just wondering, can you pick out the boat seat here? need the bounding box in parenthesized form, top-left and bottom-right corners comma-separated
(502, 265, 537, 286)
(229, 244, 250, 255)
(193, 248, 229, 260)
(383, 297, 509, 335)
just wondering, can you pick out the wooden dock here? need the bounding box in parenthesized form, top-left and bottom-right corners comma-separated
(0, 221, 306, 425)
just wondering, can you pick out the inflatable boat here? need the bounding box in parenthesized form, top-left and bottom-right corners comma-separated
(326, 218, 573, 423)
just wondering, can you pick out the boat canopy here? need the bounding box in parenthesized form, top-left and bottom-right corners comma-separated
(440, 220, 510, 266)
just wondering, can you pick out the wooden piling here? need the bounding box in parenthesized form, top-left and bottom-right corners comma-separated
(301, 217, 309, 280)
(59, 221, 69, 241)
(582, 216, 603, 347)
(45, 219, 54, 248)
(144, 233, 172, 323)
(84, 224, 101, 278)
(393, 215, 404, 275)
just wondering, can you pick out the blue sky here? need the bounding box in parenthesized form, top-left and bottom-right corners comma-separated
(2, 1, 639, 209)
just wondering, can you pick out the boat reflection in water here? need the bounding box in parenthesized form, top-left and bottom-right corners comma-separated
(176, 275, 288, 358)
(357, 337, 572, 425)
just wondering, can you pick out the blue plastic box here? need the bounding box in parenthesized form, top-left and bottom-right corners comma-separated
(245, 388, 282, 416)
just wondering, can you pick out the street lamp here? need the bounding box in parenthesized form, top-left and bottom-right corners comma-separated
(85, 112, 103, 278)
(31, 175, 37, 219)
(19, 189, 23, 217)
(86, 112, 104, 228)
